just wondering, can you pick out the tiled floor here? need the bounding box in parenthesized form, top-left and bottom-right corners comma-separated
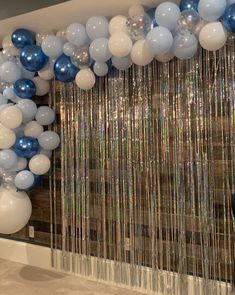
(0, 259, 144, 295)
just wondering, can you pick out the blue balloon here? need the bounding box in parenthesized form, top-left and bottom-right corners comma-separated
(222, 3, 235, 33)
(13, 136, 40, 158)
(20, 45, 48, 72)
(146, 8, 158, 28)
(14, 78, 36, 99)
(32, 174, 43, 188)
(180, 0, 199, 11)
(11, 29, 35, 49)
(54, 54, 79, 82)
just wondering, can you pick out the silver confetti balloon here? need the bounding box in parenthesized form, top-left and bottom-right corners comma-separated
(126, 13, 151, 40)
(36, 31, 54, 45)
(71, 46, 92, 69)
(177, 10, 202, 35)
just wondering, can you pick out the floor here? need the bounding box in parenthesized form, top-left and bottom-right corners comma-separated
(0, 259, 144, 295)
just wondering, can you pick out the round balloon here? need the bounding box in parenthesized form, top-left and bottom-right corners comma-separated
(66, 23, 87, 47)
(178, 10, 202, 34)
(131, 39, 154, 66)
(155, 2, 181, 31)
(29, 154, 51, 175)
(0, 93, 9, 105)
(112, 56, 133, 70)
(86, 16, 109, 40)
(36, 31, 54, 45)
(126, 14, 152, 40)
(35, 106, 55, 126)
(13, 136, 39, 158)
(0, 124, 16, 149)
(24, 121, 44, 138)
(33, 76, 50, 96)
(0, 186, 32, 234)
(38, 131, 60, 150)
(108, 33, 133, 58)
(11, 29, 35, 49)
(0, 61, 22, 83)
(146, 8, 158, 28)
(54, 54, 78, 82)
(0, 149, 18, 170)
(199, 22, 227, 51)
(146, 27, 173, 55)
(89, 38, 112, 63)
(14, 170, 35, 190)
(14, 78, 36, 99)
(17, 99, 37, 123)
(180, 0, 199, 11)
(0, 105, 23, 129)
(20, 45, 49, 72)
(71, 46, 92, 69)
(93, 62, 108, 77)
(38, 62, 54, 80)
(41, 35, 63, 58)
(63, 42, 77, 57)
(222, 3, 235, 34)
(198, 0, 226, 22)
(173, 31, 198, 59)
(3, 87, 16, 101)
(128, 4, 145, 18)
(109, 15, 128, 35)
(155, 50, 174, 62)
(8, 157, 28, 172)
(75, 69, 96, 90)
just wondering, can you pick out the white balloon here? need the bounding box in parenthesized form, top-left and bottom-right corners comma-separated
(41, 35, 63, 58)
(0, 124, 16, 149)
(0, 186, 32, 234)
(0, 105, 23, 129)
(0, 61, 21, 83)
(38, 63, 54, 80)
(29, 154, 51, 175)
(0, 93, 8, 105)
(198, 0, 226, 22)
(75, 69, 96, 90)
(33, 76, 50, 96)
(8, 157, 28, 172)
(128, 4, 145, 18)
(66, 23, 87, 47)
(131, 39, 154, 66)
(108, 32, 133, 58)
(0, 149, 17, 170)
(17, 100, 37, 123)
(24, 120, 44, 138)
(112, 56, 133, 70)
(109, 15, 128, 35)
(199, 22, 227, 51)
(63, 42, 77, 57)
(35, 106, 55, 126)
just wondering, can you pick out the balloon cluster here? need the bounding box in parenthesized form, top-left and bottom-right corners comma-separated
(0, 0, 232, 93)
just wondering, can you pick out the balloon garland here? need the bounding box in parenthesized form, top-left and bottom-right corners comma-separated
(0, 0, 234, 234)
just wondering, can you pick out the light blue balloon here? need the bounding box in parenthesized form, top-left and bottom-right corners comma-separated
(146, 27, 173, 55)
(155, 2, 181, 31)
(14, 170, 35, 190)
(228, 0, 235, 5)
(172, 31, 198, 59)
(0, 93, 8, 105)
(198, 0, 226, 21)
(93, 62, 108, 77)
(86, 16, 109, 40)
(0, 149, 18, 170)
(89, 38, 112, 63)
(38, 131, 60, 150)
(112, 56, 132, 71)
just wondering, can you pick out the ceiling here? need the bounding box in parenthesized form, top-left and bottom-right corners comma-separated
(0, 0, 180, 41)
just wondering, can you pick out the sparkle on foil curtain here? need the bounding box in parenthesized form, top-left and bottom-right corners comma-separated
(50, 41, 235, 295)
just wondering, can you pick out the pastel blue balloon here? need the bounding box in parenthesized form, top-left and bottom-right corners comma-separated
(146, 27, 173, 55)
(54, 54, 79, 82)
(14, 79, 36, 99)
(222, 3, 235, 33)
(20, 45, 48, 72)
(89, 38, 112, 63)
(155, 2, 181, 31)
(93, 62, 108, 77)
(86, 16, 109, 40)
(172, 31, 198, 59)
(180, 0, 199, 11)
(198, 0, 226, 22)
(12, 29, 35, 49)
(13, 136, 39, 158)
(146, 8, 158, 28)
(15, 170, 35, 190)
(0, 149, 17, 170)
(38, 131, 60, 150)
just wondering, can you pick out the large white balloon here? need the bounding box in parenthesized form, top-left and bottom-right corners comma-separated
(0, 61, 21, 83)
(29, 154, 51, 175)
(0, 149, 17, 170)
(66, 23, 87, 47)
(17, 100, 37, 123)
(109, 15, 128, 35)
(24, 120, 44, 138)
(75, 69, 96, 90)
(33, 76, 50, 96)
(35, 106, 55, 126)
(131, 39, 154, 66)
(0, 105, 23, 129)
(0, 186, 32, 234)
(199, 22, 227, 51)
(41, 35, 63, 58)
(198, 0, 226, 22)
(0, 124, 16, 149)
(108, 33, 133, 58)
(38, 131, 60, 150)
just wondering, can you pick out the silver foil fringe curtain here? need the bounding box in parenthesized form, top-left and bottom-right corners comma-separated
(50, 40, 235, 295)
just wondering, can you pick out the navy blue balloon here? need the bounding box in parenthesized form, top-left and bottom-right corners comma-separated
(146, 8, 158, 28)
(33, 175, 43, 188)
(54, 54, 79, 82)
(11, 29, 35, 49)
(13, 136, 40, 158)
(14, 78, 36, 99)
(20, 45, 48, 72)
(222, 4, 235, 34)
(179, 0, 199, 12)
